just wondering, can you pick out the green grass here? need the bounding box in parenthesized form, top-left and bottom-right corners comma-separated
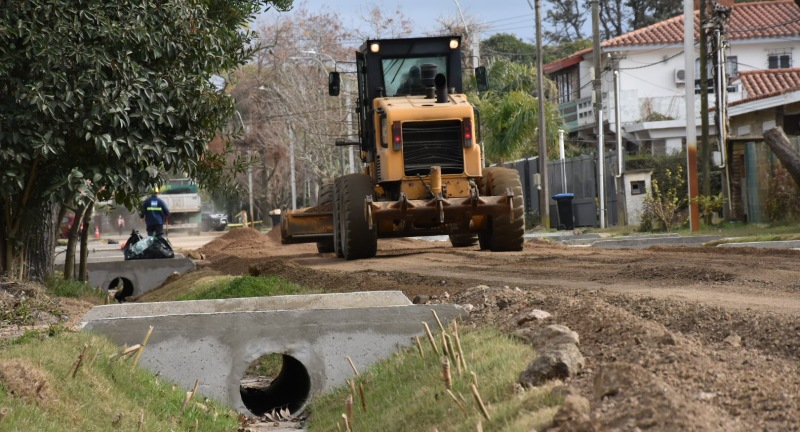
(307, 328, 561, 432)
(44, 276, 106, 302)
(0, 330, 239, 432)
(175, 275, 313, 301)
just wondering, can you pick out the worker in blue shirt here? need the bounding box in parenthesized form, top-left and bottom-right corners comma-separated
(139, 190, 170, 237)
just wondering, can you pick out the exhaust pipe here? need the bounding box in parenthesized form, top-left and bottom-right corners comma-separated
(435, 73, 448, 103)
(421, 63, 437, 99)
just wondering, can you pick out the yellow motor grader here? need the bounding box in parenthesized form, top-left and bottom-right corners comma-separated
(281, 36, 524, 259)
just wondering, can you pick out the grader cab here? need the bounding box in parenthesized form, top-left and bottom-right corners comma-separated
(281, 36, 524, 259)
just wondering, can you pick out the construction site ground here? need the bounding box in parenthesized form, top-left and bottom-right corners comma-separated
(5, 227, 800, 431)
(193, 228, 800, 431)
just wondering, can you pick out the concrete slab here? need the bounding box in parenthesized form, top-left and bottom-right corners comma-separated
(79, 292, 466, 417)
(589, 235, 722, 249)
(717, 240, 800, 249)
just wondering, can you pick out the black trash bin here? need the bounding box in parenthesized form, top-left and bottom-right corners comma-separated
(552, 193, 575, 230)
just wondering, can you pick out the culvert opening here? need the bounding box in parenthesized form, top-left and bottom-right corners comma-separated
(108, 277, 134, 302)
(240, 353, 311, 416)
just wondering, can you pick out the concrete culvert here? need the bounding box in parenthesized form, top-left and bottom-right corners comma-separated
(240, 353, 311, 416)
(108, 277, 134, 302)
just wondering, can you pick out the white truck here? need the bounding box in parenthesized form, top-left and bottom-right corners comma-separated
(159, 179, 202, 235)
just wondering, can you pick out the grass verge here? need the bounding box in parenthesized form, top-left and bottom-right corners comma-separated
(176, 274, 314, 301)
(307, 327, 561, 432)
(45, 275, 106, 302)
(0, 330, 239, 432)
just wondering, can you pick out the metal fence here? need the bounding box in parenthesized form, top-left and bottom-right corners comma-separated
(507, 152, 619, 228)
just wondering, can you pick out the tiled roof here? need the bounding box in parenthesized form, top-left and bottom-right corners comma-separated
(604, 1, 800, 48)
(730, 68, 800, 106)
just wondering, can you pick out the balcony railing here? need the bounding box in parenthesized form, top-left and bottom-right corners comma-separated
(559, 96, 594, 132)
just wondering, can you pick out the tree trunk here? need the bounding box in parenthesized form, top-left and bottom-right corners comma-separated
(63, 205, 87, 280)
(78, 201, 95, 282)
(20, 199, 57, 282)
(763, 127, 800, 188)
(0, 195, 56, 281)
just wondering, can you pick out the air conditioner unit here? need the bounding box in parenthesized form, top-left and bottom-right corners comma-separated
(674, 69, 686, 84)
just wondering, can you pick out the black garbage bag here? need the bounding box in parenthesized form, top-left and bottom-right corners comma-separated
(123, 229, 174, 260)
(142, 236, 174, 259)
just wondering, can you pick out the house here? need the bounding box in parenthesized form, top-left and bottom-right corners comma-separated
(726, 68, 800, 222)
(543, 0, 800, 156)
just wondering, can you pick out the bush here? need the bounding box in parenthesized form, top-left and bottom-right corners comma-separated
(640, 165, 687, 232)
(765, 165, 800, 224)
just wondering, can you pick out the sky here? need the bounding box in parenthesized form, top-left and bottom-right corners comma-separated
(259, 0, 541, 45)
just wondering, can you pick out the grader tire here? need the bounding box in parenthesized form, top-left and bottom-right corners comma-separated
(316, 182, 335, 254)
(449, 233, 478, 248)
(333, 177, 344, 258)
(478, 167, 525, 252)
(340, 174, 377, 260)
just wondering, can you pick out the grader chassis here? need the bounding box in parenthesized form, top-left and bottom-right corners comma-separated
(281, 36, 525, 259)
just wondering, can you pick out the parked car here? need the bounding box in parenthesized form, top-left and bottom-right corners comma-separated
(59, 214, 78, 239)
(201, 212, 228, 232)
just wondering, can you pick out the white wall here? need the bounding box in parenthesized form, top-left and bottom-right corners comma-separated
(600, 38, 795, 126)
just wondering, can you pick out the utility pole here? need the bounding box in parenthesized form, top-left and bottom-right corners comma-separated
(684, 0, 700, 231)
(287, 126, 297, 210)
(700, 0, 711, 196)
(592, 0, 605, 228)
(535, 0, 549, 228)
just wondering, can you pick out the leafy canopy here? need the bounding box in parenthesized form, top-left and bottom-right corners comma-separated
(474, 60, 564, 162)
(0, 0, 291, 210)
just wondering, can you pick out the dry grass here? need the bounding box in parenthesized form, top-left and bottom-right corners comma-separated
(0, 331, 239, 432)
(307, 327, 562, 432)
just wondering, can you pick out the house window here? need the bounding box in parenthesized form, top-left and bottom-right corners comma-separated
(767, 50, 791, 69)
(555, 72, 574, 104)
(694, 56, 737, 78)
(630, 180, 646, 195)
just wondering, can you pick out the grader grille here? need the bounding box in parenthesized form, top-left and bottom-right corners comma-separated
(402, 120, 463, 176)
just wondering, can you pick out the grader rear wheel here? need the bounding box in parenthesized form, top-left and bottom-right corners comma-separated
(478, 167, 525, 252)
(315, 182, 335, 254)
(449, 233, 478, 248)
(340, 174, 377, 260)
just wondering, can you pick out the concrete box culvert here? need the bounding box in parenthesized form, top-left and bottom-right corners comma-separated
(79, 291, 466, 416)
(85, 256, 195, 298)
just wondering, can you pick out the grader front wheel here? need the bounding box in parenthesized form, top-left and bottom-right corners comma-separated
(478, 167, 525, 252)
(315, 182, 335, 254)
(339, 174, 377, 260)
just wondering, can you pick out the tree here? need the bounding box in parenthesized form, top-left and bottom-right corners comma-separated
(0, 0, 292, 280)
(544, 0, 587, 43)
(481, 34, 537, 66)
(627, 0, 683, 31)
(229, 6, 354, 215)
(474, 60, 564, 162)
(544, 0, 684, 43)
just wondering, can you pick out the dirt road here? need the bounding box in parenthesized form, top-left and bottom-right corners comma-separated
(198, 228, 800, 431)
